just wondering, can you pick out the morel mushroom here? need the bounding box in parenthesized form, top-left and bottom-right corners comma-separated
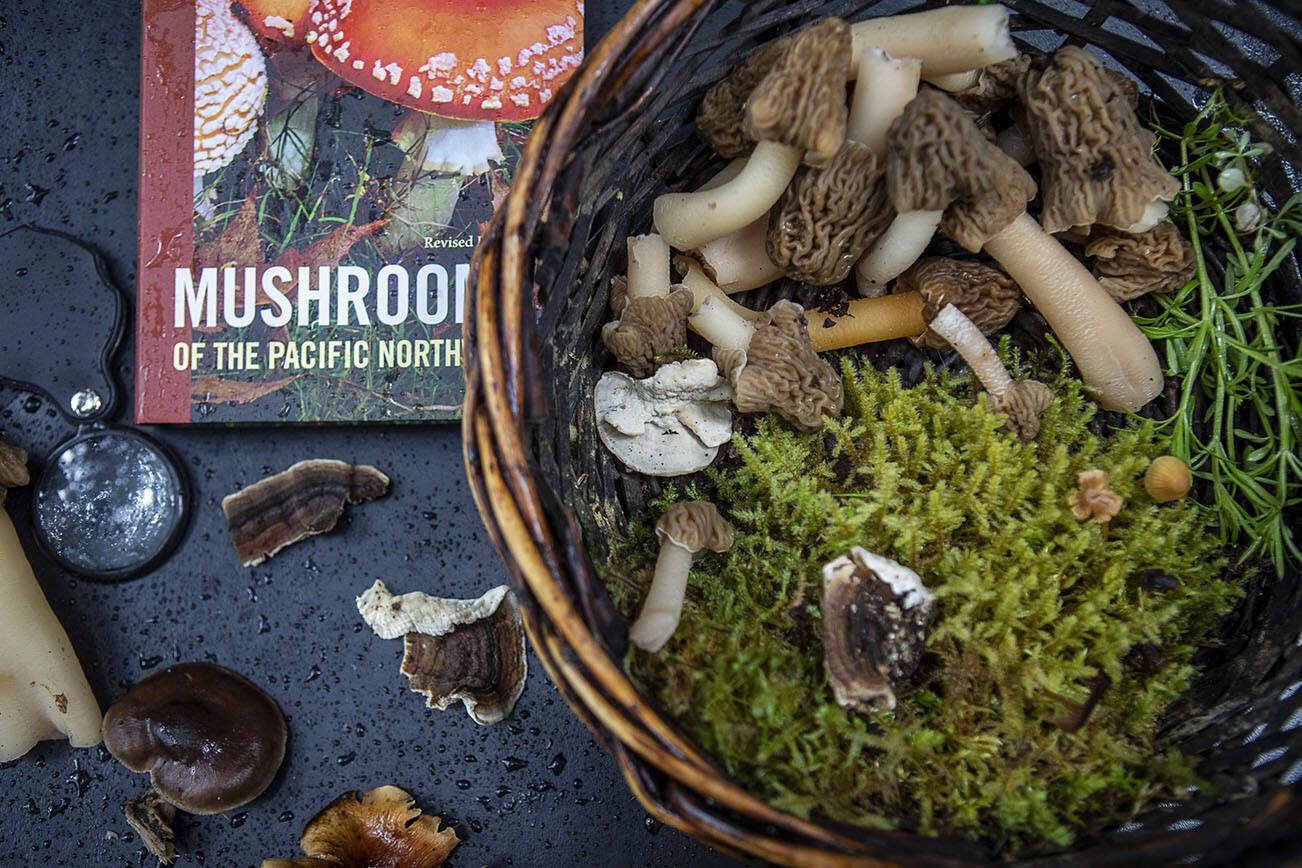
(601, 289, 694, 378)
(887, 89, 1162, 411)
(708, 300, 845, 431)
(655, 19, 852, 250)
(822, 547, 937, 712)
(1018, 47, 1179, 234)
(629, 502, 734, 653)
(848, 4, 1017, 79)
(1085, 222, 1196, 302)
(947, 54, 1030, 113)
(928, 304, 1054, 442)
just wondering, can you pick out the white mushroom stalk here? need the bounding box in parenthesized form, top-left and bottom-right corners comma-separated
(677, 258, 765, 323)
(626, 233, 673, 300)
(653, 140, 803, 250)
(855, 209, 944, 297)
(629, 540, 696, 652)
(393, 114, 504, 177)
(982, 213, 1164, 411)
(0, 507, 102, 760)
(927, 303, 1014, 396)
(849, 5, 1018, 78)
(694, 217, 783, 294)
(927, 70, 980, 92)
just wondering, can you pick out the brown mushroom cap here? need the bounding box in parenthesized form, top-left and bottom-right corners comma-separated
(949, 54, 1031, 113)
(655, 501, 734, 554)
(696, 38, 791, 159)
(0, 439, 29, 504)
(1018, 47, 1179, 233)
(895, 257, 1021, 350)
(715, 300, 844, 432)
(195, 0, 268, 175)
(767, 140, 893, 285)
(744, 18, 853, 167)
(990, 379, 1054, 443)
(600, 287, 694, 378)
(262, 785, 459, 868)
(1084, 222, 1196, 302)
(887, 88, 1037, 251)
(102, 663, 287, 815)
(222, 459, 390, 566)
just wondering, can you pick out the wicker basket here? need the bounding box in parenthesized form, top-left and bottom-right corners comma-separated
(464, 1, 1302, 863)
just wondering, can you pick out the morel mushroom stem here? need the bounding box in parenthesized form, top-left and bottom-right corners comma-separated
(653, 140, 803, 250)
(626, 234, 672, 300)
(847, 48, 922, 155)
(695, 216, 783, 294)
(849, 5, 1017, 78)
(627, 540, 695, 653)
(927, 304, 1014, 396)
(690, 295, 758, 351)
(855, 209, 944, 295)
(927, 70, 979, 92)
(676, 257, 765, 323)
(982, 213, 1163, 411)
(807, 291, 926, 352)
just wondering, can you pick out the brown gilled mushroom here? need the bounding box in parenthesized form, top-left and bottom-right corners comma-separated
(629, 502, 734, 653)
(262, 785, 459, 868)
(102, 663, 287, 815)
(655, 19, 852, 250)
(822, 547, 937, 712)
(222, 460, 390, 566)
(714, 300, 844, 431)
(1018, 47, 1179, 234)
(1068, 469, 1124, 525)
(601, 289, 694, 377)
(927, 304, 1054, 442)
(1084, 222, 1196, 302)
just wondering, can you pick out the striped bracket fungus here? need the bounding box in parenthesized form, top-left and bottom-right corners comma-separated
(222, 459, 389, 567)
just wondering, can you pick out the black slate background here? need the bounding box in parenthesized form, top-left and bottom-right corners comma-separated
(0, 1, 735, 865)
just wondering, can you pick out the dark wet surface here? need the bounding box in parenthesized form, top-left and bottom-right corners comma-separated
(0, 1, 732, 865)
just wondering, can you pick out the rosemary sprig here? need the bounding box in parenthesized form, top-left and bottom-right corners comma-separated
(1140, 92, 1302, 575)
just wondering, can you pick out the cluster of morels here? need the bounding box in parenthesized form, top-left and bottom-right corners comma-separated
(1, 452, 525, 865)
(595, 5, 1196, 711)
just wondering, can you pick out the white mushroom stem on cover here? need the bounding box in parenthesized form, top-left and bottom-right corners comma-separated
(626, 233, 673, 300)
(848, 5, 1017, 78)
(392, 113, 505, 177)
(983, 213, 1163, 411)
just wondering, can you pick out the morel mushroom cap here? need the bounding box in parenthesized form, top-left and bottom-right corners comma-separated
(744, 18, 853, 167)
(195, 0, 268, 175)
(657, 500, 734, 554)
(715, 300, 843, 432)
(222, 460, 390, 566)
(767, 140, 893, 285)
(822, 547, 937, 713)
(102, 663, 287, 815)
(887, 88, 1037, 252)
(600, 287, 694, 378)
(1018, 47, 1179, 234)
(990, 380, 1055, 443)
(262, 785, 459, 868)
(356, 581, 527, 725)
(1085, 222, 1196, 302)
(894, 257, 1021, 350)
(948, 54, 1030, 113)
(697, 38, 791, 159)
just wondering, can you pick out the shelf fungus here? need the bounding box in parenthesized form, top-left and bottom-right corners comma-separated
(222, 460, 390, 566)
(262, 785, 459, 868)
(357, 580, 527, 725)
(821, 547, 937, 712)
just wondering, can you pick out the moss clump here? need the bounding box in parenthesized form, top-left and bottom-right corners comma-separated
(602, 358, 1242, 855)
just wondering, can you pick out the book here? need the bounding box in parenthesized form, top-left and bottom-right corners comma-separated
(135, 0, 583, 423)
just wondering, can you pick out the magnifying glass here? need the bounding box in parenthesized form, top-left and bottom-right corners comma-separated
(0, 225, 189, 581)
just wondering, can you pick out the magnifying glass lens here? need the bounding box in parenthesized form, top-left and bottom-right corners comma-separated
(33, 430, 186, 579)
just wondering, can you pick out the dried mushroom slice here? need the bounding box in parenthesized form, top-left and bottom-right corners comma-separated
(0, 439, 29, 505)
(123, 789, 177, 865)
(697, 38, 791, 159)
(822, 547, 936, 712)
(222, 460, 389, 566)
(767, 140, 893, 285)
(1084, 222, 1196, 302)
(601, 287, 694, 378)
(262, 785, 459, 868)
(1018, 47, 1179, 234)
(949, 54, 1030, 113)
(895, 257, 1021, 350)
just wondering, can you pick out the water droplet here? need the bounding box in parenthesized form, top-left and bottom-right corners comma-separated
(500, 756, 527, 772)
(139, 654, 163, 670)
(547, 753, 566, 776)
(304, 665, 321, 682)
(230, 812, 247, 828)
(22, 395, 41, 413)
(455, 779, 471, 791)
(336, 752, 356, 766)
(278, 811, 295, 822)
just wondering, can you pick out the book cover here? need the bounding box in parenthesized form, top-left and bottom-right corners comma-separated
(136, 0, 582, 423)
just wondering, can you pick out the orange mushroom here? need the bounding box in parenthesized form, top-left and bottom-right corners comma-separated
(235, 0, 311, 44)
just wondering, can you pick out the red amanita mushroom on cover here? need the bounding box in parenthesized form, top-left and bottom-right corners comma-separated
(305, 0, 583, 174)
(235, 0, 311, 44)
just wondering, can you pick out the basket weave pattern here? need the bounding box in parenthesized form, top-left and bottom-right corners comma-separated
(464, 1, 1302, 863)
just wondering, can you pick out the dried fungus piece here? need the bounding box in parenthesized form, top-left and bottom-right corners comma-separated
(357, 581, 527, 725)
(0, 439, 29, 504)
(123, 789, 177, 865)
(601, 288, 694, 378)
(1068, 469, 1124, 525)
(767, 140, 893, 285)
(1018, 47, 1179, 234)
(895, 257, 1021, 350)
(821, 547, 937, 712)
(696, 38, 791, 159)
(262, 785, 459, 868)
(222, 460, 389, 566)
(715, 300, 843, 432)
(1085, 222, 1196, 302)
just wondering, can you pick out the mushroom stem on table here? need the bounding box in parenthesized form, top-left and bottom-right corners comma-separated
(848, 4, 1017, 78)
(626, 233, 673, 300)
(983, 213, 1163, 412)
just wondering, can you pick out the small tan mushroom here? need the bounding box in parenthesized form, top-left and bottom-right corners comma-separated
(1144, 456, 1193, 502)
(123, 789, 178, 865)
(1084, 222, 1196, 302)
(1018, 47, 1180, 234)
(629, 502, 734, 653)
(821, 547, 937, 713)
(1068, 469, 1124, 524)
(195, 0, 268, 176)
(222, 460, 389, 566)
(714, 300, 844, 432)
(262, 785, 459, 868)
(601, 289, 694, 378)
(356, 581, 527, 725)
(895, 257, 1021, 350)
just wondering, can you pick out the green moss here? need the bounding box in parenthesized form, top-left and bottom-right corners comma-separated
(602, 357, 1242, 855)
